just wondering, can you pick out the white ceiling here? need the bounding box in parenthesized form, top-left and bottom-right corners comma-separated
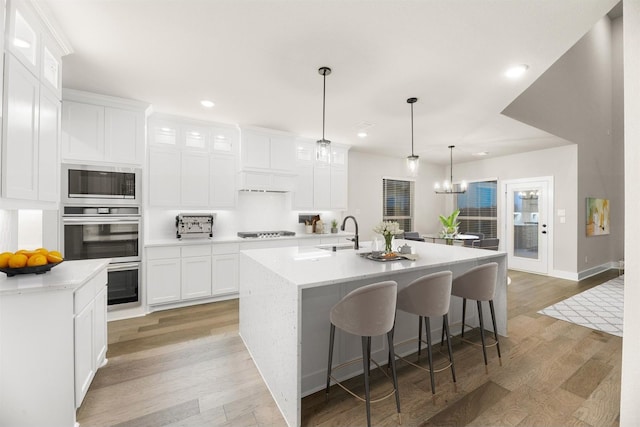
(39, 0, 618, 165)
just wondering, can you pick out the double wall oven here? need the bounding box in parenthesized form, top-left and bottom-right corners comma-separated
(62, 164, 142, 308)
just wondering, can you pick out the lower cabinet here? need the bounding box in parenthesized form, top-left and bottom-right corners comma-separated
(74, 268, 108, 408)
(147, 243, 239, 307)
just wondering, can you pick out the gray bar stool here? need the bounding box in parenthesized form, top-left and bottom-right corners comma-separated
(393, 271, 456, 396)
(448, 262, 501, 371)
(325, 281, 401, 427)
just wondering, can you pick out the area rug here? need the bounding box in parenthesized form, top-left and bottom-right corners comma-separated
(538, 275, 624, 337)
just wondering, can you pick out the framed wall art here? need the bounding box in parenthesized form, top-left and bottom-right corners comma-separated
(586, 197, 610, 236)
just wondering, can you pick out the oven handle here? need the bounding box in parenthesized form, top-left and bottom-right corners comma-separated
(63, 217, 140, 225)
(107, 262, 141, 272)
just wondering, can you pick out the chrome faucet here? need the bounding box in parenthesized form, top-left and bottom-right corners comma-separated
(341, 216, 359, 250)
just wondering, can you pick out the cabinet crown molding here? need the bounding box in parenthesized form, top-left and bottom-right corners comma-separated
(62, 88, 150, 112)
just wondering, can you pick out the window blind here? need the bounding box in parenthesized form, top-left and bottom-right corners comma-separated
(383, 179, 414, 232)
(456, 181, 497, 238)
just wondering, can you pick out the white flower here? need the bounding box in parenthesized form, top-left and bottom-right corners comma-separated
(373, 221, 403, 236)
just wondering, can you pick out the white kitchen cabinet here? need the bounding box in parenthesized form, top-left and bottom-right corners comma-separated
(2, 54, 39, 200)
(181, 151, 210, 207)
(74, 301, 94, 408)
(240, 128, 296, 191)
(181, 245, 212, 300)
(148, 147, 181, 207)
(242, 130, 270, 169)
(313, 164, 331, 208)
(105, 107, 145, 165)
(7, 0, 39, 76)
(41, 35, 62, 97)
(330, 167, 348, 210)
(212, 253, 239, 295)
(62, 90, 148, 166)
(146, 257, 181, 305)
(38, 86, 61, 202)
(148, 118, 179, 146)
(270, 135, 296, 172)
(93, 286, 108, 369)
(183, 125, 209, 151)
(210, 154, 237, 208)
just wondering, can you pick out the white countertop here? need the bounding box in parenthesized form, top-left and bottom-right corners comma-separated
(240, 239, 505, 290)
(0, 259, 111, 296)
(145, 231, 354, 247)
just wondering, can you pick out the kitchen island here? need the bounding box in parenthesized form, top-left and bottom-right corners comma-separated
(0, 259, 110, 427)
(239, 240, 507, 427)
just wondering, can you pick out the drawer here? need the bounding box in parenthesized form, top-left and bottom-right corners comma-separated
(212, 243, 239, 255)
(147, 246, 181, 260)
(74, 268, 108, 314)
(181, 245, 211, 257)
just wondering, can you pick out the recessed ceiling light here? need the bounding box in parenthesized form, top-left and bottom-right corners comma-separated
(357, 132, 367, 138)
(505, 64, 529, 79)
(200, 100, 215, 108)
(13, 38, 30, 48)
(472, 151, 489, 157)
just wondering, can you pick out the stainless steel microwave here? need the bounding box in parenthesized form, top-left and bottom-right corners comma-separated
(62, 164, 141, 205)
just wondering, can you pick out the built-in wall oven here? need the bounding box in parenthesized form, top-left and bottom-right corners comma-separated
(62, 206, 141, 307)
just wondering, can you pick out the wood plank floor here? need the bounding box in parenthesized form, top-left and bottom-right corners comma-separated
(77, 269, 622, 426)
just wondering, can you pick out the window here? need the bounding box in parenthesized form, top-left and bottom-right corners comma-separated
(383, 179, 414, 232)
(456, 180, 497, 238)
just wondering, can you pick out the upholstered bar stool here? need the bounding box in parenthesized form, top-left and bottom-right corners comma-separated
(325, 281, 401, 427)
(448, 262, 501, 371)
(394, 271, 456, 396)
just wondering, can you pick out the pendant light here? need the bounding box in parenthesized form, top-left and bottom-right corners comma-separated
(406, 97, 419, 175)
(316, 66, 332, 163)
(434, 145, 467, 194)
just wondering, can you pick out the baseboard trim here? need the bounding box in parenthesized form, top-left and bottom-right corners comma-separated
(578, 263, 618, 280)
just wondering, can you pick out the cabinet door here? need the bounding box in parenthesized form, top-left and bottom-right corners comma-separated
(3, 54, 39, 200)
(182, 125, 209, 151)
(74, 302, 95, 408)
(41, 34, 62, 98)
(212, 253, 239, 295)
(313, 164, 331, 209)
(293, 166, 314, 209)
(181, 256, 212, 300)
(148, 119, 179, 146)
(147, 258, 181, 304)
(242, 131, 270, 169)
(180, 151, 210, 207)
(7, 1, 39, 76)
(331, 145, 348, 169)
(38, 86, 60, 202)
(330, 167, 348, 210)
(93, 286, 108, 369)
(210, 154, 237, 208)
(105, 107, 145, 165)
(270, 135, 295, 172)
(148, 147, 180, 207)
(61, 100, 105, 161)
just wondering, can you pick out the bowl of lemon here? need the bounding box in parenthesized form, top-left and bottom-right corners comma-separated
(0, 248, 64, 277)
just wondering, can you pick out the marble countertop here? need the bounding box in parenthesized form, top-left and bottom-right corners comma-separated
(0, 259, 111, 296)
(240, 239, 505, 290)
(145, 231, 354, 247)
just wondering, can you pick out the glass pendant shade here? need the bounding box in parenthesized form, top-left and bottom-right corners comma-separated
(435, 145, 466, 194)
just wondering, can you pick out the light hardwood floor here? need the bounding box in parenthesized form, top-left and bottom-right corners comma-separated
(77, 269, 622, 426)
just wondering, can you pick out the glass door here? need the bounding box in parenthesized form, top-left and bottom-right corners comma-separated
(505, 179, 551, 274)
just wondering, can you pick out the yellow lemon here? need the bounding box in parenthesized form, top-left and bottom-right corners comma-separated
(27, 254, 47, 267)
(8, 254, 28, 268)
(46, 254, 63, 264)
(48, 250, 63, 259)
(0, 253, 12, 268)
(16, 249, 38, 258)
(35, 248, 49, 255)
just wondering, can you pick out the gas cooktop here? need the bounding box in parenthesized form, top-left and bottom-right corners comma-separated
(237, 231, 296, 239)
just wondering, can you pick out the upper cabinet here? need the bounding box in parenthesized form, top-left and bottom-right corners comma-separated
(239, 128, 296, 192)
(61, 90, 149, 166)
(1, 0, 67, 205)
(147, 114, 239, 209)
(292, 139, 349, 210)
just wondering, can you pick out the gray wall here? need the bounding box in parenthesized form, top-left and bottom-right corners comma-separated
(503, 15, 624, 273)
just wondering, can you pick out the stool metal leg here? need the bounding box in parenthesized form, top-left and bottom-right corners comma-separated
(443, 313, 456, 383)
(326, 324, 336, 400)
(477, 300, 488, 367)
(362, 336, 372, 427)
(386, 330, 401, 421)
(489, 300, 502, 360)
(418, 316, 423, 356)
(424, 316, 436, 394)
(461, 298, 467, 338)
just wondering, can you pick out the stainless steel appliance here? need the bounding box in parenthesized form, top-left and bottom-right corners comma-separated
(176, 213, 215, 239)
(62, 206, 141, 307)
(62, 164, 141, 205)
(237, 230, 296, 239)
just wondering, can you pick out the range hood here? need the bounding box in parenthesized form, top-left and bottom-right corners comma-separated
(238, 171, 294, 193)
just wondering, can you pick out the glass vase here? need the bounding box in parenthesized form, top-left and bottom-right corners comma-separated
(384, 234, 394, 253)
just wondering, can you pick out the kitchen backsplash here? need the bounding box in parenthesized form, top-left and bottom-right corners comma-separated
(145, 192, 343, 241)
